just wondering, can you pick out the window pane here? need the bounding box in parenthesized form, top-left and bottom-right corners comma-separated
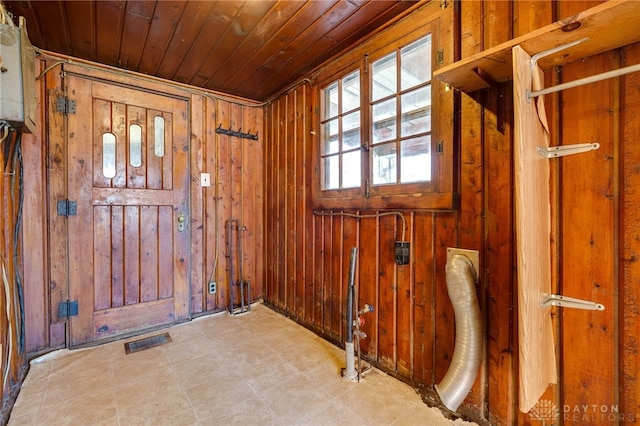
(401, 35, 431, 91)
(372, 143, 397, 185)
(154, 116, 165, 158)
(401, 86, 431, 137)
(323, 119, 339, 154)
(401, 135, 431, 183)
(102, 132, 116, 179)
(372, 52, 396, 101)
(324, 82, 339, 119)
(129, 124, 142, 167)
(343, 111, 360, 149)
(372, 98, 396, 143)
(342, 71, 360, 112)
(323, 155, 339, 189)
(342, 150, 361, 188)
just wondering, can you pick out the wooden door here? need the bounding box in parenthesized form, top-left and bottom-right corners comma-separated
(66, 76, 190, 346)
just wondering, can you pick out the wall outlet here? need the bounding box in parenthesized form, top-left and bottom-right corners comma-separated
(395, 241, 410, 265)
(208, 281, 216, 294)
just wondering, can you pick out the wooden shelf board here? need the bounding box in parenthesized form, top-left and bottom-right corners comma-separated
(434, 0, 640, 93)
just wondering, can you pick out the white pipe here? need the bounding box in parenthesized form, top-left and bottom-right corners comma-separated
(528, 63, 640, 99)
(435, 254, 482, 412)
(343, 342, 358, 381)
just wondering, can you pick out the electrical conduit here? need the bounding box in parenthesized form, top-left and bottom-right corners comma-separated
(435, 254, 482, 412)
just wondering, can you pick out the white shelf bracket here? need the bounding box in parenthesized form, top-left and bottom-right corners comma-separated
(526, 38, 589, 103)
(530, 37, 589, 70)
(526, 38, 640, 102)
(541, 294, 605, 311)
(537, 142, 599, 158)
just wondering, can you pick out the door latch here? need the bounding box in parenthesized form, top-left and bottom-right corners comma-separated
(177, 212, 186, 232)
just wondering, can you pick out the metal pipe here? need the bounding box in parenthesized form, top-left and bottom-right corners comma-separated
(435, 254, 482, 412)
(346, 247, 357, 343)
(246, 280, 251, 311)
(237, 223, 244, 313)
(343, 247, 358, 381)
(528, 63, 640, 99)
(225, 219, 236, 313)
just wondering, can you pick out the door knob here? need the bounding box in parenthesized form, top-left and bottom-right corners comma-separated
(177, 212, 186, 232)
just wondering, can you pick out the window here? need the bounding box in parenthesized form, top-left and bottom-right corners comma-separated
(371, 36, 432, 186)
(102, 132, 116, 179)
(129, 124, 142, 167)
(320, 70, 361, 191)
(154, 116, 165, 158)
(314, 11, 453, 210)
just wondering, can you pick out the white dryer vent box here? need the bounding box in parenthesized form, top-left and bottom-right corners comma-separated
(0, 17, 36, 134)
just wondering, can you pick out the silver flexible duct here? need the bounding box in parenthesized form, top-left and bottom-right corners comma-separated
(435, 254, 482, 412)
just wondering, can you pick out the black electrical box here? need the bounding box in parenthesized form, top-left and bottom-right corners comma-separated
(395, 241, 410, 265)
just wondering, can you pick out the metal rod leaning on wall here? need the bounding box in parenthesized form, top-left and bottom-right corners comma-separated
(225, 219, 237, 314)
(225, 219, 250, 314)
(342, 247, 358, 381)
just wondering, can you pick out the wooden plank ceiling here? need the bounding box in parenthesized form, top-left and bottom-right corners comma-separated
(3, 0, 423, 101)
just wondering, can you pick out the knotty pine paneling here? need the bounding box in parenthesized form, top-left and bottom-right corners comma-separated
(621, 41, 640, 421)
(0, 59, 48, 422)
(559, 51, 618, 417)
(458, 0, 486, 417)
(197, 96, 264, 315)
(6, 2, 639, 425)
(16, 55, 264, 346)
(264, 2, 640, 426)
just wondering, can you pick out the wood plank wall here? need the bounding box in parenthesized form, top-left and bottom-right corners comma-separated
(0, 60, 45, 424)
(190, 93, 264, 317)
(35, 59, 263, 339)
(0, 126, 28, 424)
(2, 1, 639, 424)
(264, 1, 640, 425)
(5, 53, 263, 382)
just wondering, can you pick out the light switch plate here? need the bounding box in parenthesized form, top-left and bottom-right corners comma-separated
(201, 173, 210, 187)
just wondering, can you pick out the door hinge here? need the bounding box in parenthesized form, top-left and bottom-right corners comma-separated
(436, 49, 445, 65)
(436, 140, 444, 155)
(58, 300, 79, 318)
(57, 199, 77, 216)
(56, 96, 76, 114)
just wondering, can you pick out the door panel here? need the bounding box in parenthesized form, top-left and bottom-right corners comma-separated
(66, 76, 190, 346)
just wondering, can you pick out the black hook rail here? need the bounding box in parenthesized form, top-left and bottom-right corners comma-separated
(215, 124, 259, 140)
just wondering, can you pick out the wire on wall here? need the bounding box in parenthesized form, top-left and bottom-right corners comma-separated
(0, 122, 10, 145)
(313, 210, 407, 242)
(0, 2, 15, 26)
(11, 132, 25, 353)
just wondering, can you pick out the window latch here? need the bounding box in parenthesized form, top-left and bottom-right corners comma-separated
(360, 143, 369, 152)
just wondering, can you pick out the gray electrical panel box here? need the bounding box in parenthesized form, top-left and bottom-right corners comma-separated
(0, 17, 36, 134)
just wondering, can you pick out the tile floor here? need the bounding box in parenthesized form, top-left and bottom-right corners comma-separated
(8, 304, 477, 425)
